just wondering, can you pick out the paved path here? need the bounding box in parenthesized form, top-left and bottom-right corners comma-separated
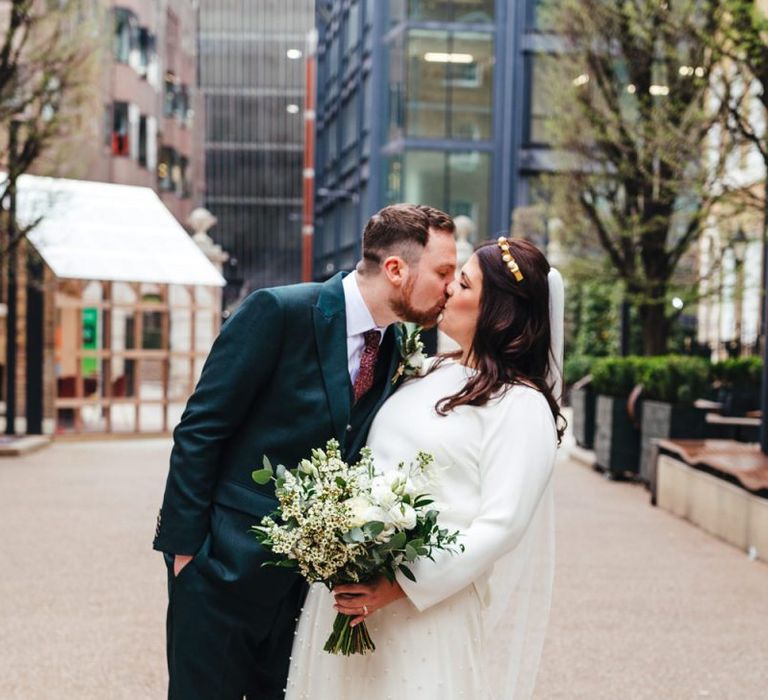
(0, 439, 766, 699)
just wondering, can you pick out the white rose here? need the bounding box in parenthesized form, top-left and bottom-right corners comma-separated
(344, 496, 373, 528)
(362, 504, 391, 526)
(388, 503, 417, 531)
(383, 470, 408, 495)
(371, 483, 399, 510)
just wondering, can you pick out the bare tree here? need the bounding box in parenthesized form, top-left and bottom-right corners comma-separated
(541, 0, 747, 355)
(0, 0, 100, 255)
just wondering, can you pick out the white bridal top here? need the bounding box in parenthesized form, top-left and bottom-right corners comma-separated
(286, 359, 558, 700)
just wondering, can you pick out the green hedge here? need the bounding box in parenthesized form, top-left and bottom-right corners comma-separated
(590, 357, 645, 397)
(590, 355, 712, 404)
(638, 356, 711, 405)
(564, 355, 597, 387)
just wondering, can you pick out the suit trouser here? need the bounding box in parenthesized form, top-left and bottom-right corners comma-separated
(164, 556, 304, 700)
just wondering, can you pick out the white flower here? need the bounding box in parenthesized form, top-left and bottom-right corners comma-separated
(298, 459, 319, 478)
(344, 496, 373, 528)
(388, 503, 417, 530)
(409, 350, 426, 372)
(371, 483, 399, 511)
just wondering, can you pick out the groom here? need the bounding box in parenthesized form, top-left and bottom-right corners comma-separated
(153, 203, 456, 699)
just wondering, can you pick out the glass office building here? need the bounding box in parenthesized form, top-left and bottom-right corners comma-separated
(199, 0, 315, 301)
(314, 0, 556, 278)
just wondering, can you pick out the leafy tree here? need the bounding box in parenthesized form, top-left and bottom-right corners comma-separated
(710, 0, 768, 302)
(541, 0, 744, 355)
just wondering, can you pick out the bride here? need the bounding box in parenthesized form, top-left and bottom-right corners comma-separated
(285, 237, 565, 700)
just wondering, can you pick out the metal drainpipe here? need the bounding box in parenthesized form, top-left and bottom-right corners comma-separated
(302, 28, 318, 283)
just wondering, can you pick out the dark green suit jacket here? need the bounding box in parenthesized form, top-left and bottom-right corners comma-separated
(153, 272, 402, 603)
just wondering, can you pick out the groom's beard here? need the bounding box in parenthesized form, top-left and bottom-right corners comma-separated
(390, 278, 445, 328)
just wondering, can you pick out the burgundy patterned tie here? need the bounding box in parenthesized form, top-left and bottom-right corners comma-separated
(353, 329, 380, 402)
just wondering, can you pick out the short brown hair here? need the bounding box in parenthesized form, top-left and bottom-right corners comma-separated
(359, 203, 454, 272)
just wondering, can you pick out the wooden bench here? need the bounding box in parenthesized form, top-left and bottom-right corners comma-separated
(653, 439, 768, 564)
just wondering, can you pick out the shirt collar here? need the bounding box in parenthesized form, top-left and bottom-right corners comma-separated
(342, 271, 384, 338)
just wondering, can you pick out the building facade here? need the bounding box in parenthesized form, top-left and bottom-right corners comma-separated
(0, 0, 209, 436)
(198, 0, 315, 304)
(65, 0, 204, 225)
(313, 0, 556, 278)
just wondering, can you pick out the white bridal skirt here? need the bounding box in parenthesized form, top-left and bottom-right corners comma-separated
(285, 583, 491, 700)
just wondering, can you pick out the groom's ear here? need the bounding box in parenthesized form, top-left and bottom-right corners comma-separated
(382, 255, 408, 287)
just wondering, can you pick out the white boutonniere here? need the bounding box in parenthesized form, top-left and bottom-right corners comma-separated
(392, 324, 427, 384)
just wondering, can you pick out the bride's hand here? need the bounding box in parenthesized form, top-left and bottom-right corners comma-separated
(333, 577, 405, 627)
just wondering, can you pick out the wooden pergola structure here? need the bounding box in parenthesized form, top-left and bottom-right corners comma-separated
(54, 278, 220, 434)
(15, 174, 226, 436)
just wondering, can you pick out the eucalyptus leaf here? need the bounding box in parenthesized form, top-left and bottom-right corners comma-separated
(388, 531, 407, 550)
(347, 527, 365, 543)
(404, 544, 418, 561)
(263, 455, 273, 471)
(251, 468, 273, 485)
(363, 521, 385, 538)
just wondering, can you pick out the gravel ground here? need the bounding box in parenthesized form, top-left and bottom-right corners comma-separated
(0, 438, 766, 699)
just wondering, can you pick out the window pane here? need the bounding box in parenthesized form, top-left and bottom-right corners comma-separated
(407, 0, 453, 21)
(402, 151, 446, 209)
(447, 151, 491, 241)
(142, 311, 164, 349)
(406, 30, 449, 139)
(346, 2, 361, 51)
(206, 150, 302, 198)
(139, 359, 164, 400)
(199, 39, 304, 89)
(200, 0, 314, 32)
(526, 54, 553, 145)
(342, 93, 359, 150)
(205, 94, 303, 144)
(407, 0, 494, 22)
(113, 102, 129, 156)
(138, 115, 148, 167)
(384, 154, 404, 204)
(453, 0, 495, 23)
(387, 33, 406, 141)
(449, 32, 493, 140)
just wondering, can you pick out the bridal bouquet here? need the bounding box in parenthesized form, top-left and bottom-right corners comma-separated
(251, 438, 462, 655)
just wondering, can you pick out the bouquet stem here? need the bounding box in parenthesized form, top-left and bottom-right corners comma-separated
(323, 613, 376, 655)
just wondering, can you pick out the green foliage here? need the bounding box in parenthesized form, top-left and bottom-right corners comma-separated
(592, 355, 713, 403)
(568, 279, 618, 357)
(542, 0, 737, 356)
(590, 357, 645, 397)
(712, 356, 763, 389)
(564, 354, 597, 387)
(638, 356, 711, 405)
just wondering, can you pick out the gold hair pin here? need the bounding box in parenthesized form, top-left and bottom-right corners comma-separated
(497, 236, 524, 282)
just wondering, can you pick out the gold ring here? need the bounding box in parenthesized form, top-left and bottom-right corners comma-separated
(363, 604, 369, 616)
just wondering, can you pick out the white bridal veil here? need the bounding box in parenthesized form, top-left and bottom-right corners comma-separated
(483, 268, 564, 699)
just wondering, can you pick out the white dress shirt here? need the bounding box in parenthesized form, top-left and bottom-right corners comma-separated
(342, 272, 385, 384)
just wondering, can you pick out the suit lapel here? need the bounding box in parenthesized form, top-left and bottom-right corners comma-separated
(313, 273, 352, 444)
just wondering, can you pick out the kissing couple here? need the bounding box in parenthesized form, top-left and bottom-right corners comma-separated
(154, 203, 564, 699)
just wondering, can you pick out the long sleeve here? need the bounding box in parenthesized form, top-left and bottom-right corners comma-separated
(397, 388, 557, 612)
(153, 289, 285, 555)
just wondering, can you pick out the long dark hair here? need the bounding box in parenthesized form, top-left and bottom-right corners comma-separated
(435, 238, 566, 443)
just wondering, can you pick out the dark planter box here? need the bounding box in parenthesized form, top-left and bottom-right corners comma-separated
(639, 400, 708, 483)
(717, 387, 760, 417)
(594, 394, 640, 478)
(571, 387, 597, 449)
